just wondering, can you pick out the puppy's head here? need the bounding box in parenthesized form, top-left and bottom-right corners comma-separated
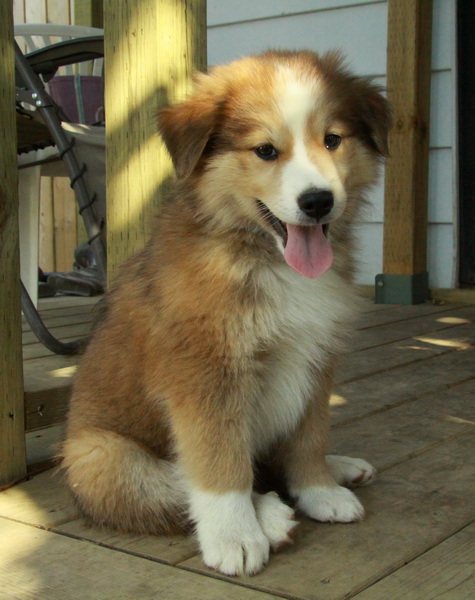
(158, 50, 391, 278)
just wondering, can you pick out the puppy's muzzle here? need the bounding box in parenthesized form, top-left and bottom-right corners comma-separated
(297, 190, 334, 222)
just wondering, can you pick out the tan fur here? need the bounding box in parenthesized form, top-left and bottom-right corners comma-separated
(60, 50, 390, 540)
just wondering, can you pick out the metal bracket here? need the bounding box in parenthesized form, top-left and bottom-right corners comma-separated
(375, 272, 429, 305)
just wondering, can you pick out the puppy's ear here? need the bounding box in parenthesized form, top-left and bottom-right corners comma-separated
(359, 87, 392, 156)
(158, 78, 221, 179)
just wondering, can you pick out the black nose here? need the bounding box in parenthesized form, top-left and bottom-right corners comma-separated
(297, 190, 334, 221)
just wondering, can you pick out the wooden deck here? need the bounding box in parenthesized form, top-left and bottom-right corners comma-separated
(1, 295, 474, 599)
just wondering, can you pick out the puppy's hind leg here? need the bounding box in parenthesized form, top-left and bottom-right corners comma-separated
(60, 428, 188, 534)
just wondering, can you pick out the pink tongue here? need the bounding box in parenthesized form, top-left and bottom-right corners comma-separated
(284, 224, 333, 278)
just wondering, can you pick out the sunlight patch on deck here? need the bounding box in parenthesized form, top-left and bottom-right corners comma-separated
(413, 336, 471, 350)
(330, 393, 347, 407)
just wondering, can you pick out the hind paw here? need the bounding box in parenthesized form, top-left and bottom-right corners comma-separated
(326, 455, 376, 487)
(297, 485, 365, 523)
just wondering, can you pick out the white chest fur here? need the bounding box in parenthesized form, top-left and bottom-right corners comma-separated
(248, 265, 356, 455)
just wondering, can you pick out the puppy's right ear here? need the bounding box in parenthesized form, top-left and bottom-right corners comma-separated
(158, 78, 221, 179)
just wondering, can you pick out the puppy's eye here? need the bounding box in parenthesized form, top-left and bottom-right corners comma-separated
(324, 134, 342, 151)
(255, 144, 278, 161)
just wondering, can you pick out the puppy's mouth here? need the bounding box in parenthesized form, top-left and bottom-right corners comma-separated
(256, 199, 333, 279)
(256, 199, 289, 245)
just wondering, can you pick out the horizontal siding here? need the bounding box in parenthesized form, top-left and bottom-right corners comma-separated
(364, 148, 456, 226)
(208, 3, 388, 75)
(207, 0, 384, 27)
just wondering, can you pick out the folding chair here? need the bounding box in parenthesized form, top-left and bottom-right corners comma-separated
(15, 25, 106, 354)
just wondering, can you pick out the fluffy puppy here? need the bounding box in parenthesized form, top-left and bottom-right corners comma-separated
(61, 49, 391, 576)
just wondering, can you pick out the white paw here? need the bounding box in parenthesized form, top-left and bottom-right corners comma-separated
(297, 485, 365, 522)
(253, 492, 298, 551)
(190, 490, 269, 576)
(326, 455, 376, 487)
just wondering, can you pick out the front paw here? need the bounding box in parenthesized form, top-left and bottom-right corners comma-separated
(296, 485, 365, 522)
(253, 492, 298, 551)
(190, 490, 270, 576)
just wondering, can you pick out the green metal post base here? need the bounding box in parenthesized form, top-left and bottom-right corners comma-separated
(375, 272, 429, 305)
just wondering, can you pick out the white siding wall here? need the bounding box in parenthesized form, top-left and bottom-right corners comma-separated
(207, 0, 457, 289)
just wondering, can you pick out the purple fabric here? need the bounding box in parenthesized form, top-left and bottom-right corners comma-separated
(49, 75, 104, 124)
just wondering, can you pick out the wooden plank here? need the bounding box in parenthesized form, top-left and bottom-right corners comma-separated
(330, 378, 475, 470)
(23, 354, 78, 391)
(26, 424, 64, 466)
(0, 470, 77, 527)
(350, 305, 475, 352)
(353, 523, 475, 599)
(23, 321, 92, 346)
(104, 0, 207, 284)
(180, 433, 475, 600)
(22, 311, 94, 333)
(339, 319, 475, 384)
(39, 177, 55, 272)
(25, 385, 71, 431)
(382, 0, 433, 276)
(0, 3, 27, 487)
(0, 519, 282, 600)
(333, 348, 475, 427)
(13, 0, 26, 24)
(37, 295, 100, 310)
(74, 0, 104, 28)
(53, 178, 78, 273)
(46, 0, 72, 25)
(23, 338, 85, 361)
(355, 302, 474, 330)
(338, 338, 449, 384)
(57, 520, 199, 567)
(25, 0, 46, 23)
(22, 303, 98, 323)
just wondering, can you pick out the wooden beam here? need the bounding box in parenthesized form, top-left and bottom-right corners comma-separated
(0, 4, 27, 487)
(104, 0, 207, 284)
(376, 0, 433, 304)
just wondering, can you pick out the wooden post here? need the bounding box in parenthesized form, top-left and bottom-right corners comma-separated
(104, 0, 207, 284)
(375, 0, 433, 304)
(0, 4, 27, 487)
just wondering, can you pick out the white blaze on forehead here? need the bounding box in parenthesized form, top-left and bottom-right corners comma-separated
(277, 66, 321, 134)
(274, 66, 329, 222)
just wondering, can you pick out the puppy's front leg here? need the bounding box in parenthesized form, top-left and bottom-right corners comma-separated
(281, 369, 365, 523)
(169, 389, 269, 576)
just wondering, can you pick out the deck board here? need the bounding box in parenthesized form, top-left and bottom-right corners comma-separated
(6, 294, 475, 599)
(0, 519, 281, 600)
(353, 523, 475, 600)
(333, 347, 475, 425)
(180, 433, 475, 600)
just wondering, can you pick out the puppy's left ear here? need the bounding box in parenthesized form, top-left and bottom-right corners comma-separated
(158, 78, 221, 178)
(359, 85, 392, 156)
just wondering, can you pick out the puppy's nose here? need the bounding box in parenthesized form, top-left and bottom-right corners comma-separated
(297, 190, 334, 221)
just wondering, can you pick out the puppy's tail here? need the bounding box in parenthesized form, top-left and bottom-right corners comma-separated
(59, 428, 189, 534)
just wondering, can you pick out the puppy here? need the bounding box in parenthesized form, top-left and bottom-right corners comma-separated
(61, 49, 391, 576)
